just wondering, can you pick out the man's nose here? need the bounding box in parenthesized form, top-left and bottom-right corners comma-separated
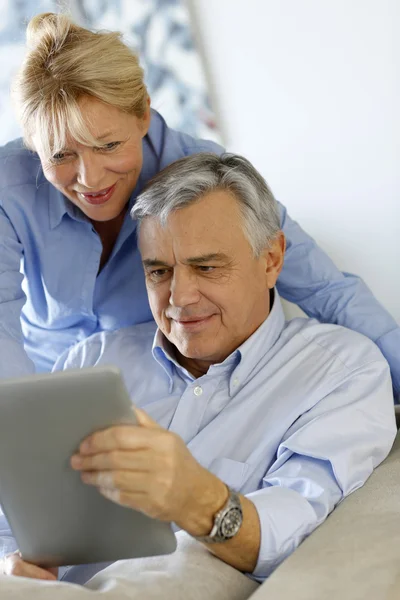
(169, 270, 201, 307)
(76, 153, 103, 190)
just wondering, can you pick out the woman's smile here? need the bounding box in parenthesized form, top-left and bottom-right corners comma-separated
(76, 182, 117, 205)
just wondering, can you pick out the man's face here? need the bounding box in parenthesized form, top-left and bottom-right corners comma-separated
(139, 190, 285, 371)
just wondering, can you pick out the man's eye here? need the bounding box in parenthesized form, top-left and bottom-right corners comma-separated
(149, 269, 169, 279)
(197, 266, 216, 272)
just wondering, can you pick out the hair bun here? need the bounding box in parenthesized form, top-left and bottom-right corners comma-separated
(26, 12, 80, 51)
(26, 13, 59, 47)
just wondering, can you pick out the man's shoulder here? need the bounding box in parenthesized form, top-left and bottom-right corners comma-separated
(285, 317, 388, 373)
(0, 138, 41, 193)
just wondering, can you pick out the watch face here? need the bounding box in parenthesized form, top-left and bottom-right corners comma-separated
(221, 507, 242, 538)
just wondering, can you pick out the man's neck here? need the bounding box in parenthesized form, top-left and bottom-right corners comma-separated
(175, 351, 213, 379)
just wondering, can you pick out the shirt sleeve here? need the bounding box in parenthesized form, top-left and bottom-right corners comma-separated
(0, 508, 17, 558)
(276, 201, 400, 396)
(52, 339, 102, 371)
(0, 205, 35, 379)
(246, 356, 396, 580)
(157, 111, 225, 170)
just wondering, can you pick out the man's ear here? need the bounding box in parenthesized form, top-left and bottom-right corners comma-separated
(263, 232, 286, 288)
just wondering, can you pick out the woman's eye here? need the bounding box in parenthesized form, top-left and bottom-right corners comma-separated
(102, 142, 120, 151)
(52, 152, 67, 162)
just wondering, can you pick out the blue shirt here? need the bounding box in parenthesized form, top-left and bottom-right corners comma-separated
(0, 109, 398, 395)
(48, 291, 396, 580)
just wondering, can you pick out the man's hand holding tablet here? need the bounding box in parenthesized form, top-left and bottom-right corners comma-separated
(0, 367, 177, 578)
(71, 408, 228, 537)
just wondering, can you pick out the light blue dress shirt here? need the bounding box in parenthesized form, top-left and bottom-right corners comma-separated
(0, 108, 398, 395)
(40, 291, 395, 582)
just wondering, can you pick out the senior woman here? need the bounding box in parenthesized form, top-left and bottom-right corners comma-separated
(0, 12, 398, 397)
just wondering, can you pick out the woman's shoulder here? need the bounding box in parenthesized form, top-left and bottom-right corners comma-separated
(148, 109, 225, 169)
(0, 138, 42, 192)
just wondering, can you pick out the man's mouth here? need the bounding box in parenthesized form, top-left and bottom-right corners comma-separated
(176, 317, 210, 322)
(172, 315, 216, 331)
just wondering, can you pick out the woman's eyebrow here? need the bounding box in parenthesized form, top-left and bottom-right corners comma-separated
(96, 130, 119, 141)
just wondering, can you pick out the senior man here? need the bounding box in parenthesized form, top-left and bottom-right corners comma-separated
(0, 153, 396, 599)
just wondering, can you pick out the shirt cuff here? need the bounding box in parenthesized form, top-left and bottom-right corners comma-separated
(245, 486, 318, 581)
(0, 511, 17, 557)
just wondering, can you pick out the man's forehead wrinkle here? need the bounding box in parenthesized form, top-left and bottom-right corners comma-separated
(140, 214, 238, 265)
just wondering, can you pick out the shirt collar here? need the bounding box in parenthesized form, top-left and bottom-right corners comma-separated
(48, 183, 84, 229)
(227, 288, 285, 395)
(152, 331, 192, 392)
(152, 288, 286, 394)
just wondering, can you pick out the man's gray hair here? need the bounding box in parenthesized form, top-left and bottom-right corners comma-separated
(131, 153, 281, 256)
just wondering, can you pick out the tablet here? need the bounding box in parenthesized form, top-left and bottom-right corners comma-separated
(0, 365, 176, 567)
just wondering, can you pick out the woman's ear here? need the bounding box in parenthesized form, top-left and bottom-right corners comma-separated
(263, 232, 286, 289)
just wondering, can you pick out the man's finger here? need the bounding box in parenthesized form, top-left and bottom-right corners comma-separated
(99, 486, 154, 515)
(81, 469, 150, 494)
(79, 423, 163, 455)
(71, 448, 152, 472)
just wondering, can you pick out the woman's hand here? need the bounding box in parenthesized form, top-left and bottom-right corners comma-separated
(71, 408, 228, 536)
(1, 551, 58, 580)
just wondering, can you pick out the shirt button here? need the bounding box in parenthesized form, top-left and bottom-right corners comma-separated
(233, 378, 239, 387)
(193, 386, 203, 396)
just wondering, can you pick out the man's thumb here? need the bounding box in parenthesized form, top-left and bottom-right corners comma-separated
(134, 407, 162, 429)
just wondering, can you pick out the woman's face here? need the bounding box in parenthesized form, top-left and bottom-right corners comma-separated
(36, 96, 151, 222)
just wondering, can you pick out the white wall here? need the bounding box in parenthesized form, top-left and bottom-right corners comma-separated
(189, 0, 400, 322)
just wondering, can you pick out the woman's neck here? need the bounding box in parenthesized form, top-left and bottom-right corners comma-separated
(91, 206, 128, 271)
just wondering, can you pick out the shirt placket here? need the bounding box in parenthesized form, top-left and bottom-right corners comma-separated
(168, 377, 222, 443)
(80, 225, 103, 320)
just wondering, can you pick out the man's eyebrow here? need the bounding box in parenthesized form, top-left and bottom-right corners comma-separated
(142, 258, 171, 268)
(142, 253, 229, 268)
(185, 253, 230, 264)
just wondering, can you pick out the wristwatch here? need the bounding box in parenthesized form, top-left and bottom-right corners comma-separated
(194, 487, 243, 543)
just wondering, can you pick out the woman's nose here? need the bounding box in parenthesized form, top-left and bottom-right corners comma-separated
(76, 154, 103, 190)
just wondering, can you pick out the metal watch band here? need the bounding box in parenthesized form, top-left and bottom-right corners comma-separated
(194, 487, 243, 544)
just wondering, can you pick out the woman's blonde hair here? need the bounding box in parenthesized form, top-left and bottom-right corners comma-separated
(12, 12, 148, 158)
